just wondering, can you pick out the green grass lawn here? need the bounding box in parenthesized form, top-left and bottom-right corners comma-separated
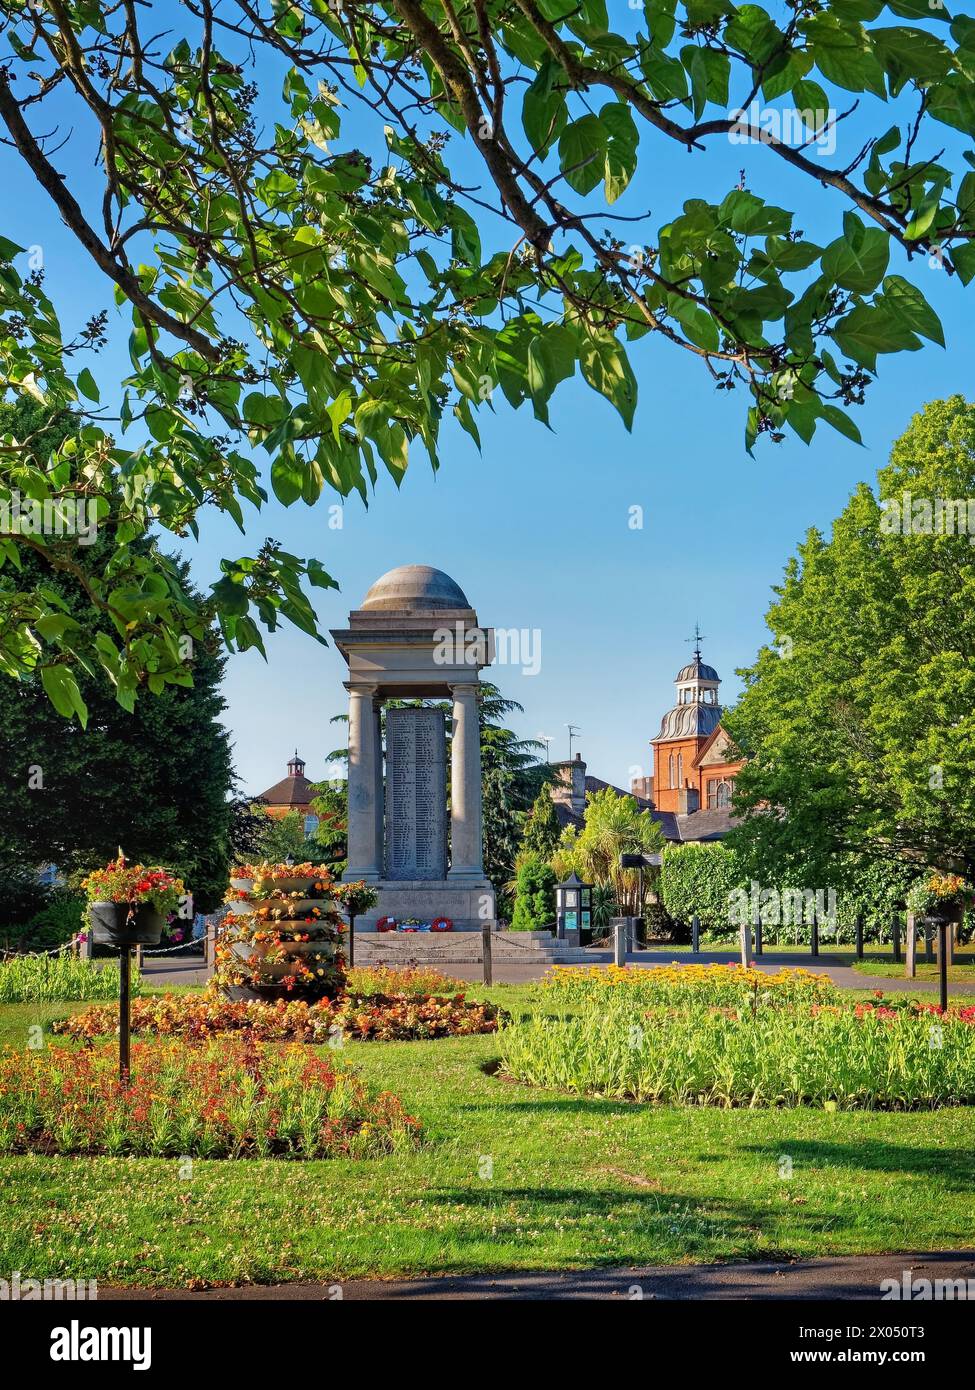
(852, 959, 975, 982)
(2, 982, 975, 1287)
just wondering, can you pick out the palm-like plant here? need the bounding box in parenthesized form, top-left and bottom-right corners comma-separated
(574, 789, 666, 916)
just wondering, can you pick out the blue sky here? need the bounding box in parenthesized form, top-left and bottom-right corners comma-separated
(3, 6, 971, 799)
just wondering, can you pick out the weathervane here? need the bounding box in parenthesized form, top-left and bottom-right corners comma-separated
(685, 622, 706, 659)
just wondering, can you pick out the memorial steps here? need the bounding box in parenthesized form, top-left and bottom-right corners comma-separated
(352, 930, 599, 965)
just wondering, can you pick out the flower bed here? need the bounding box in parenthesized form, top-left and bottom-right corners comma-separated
(0, 1037, 420, 1159)
(53, 984, 502, 1044)
(345, 965, 459, 997)
(501, 982, 975, 1110)
(541, 962, 838, 1010)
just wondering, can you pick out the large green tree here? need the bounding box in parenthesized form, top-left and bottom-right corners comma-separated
(478, 684, 549, 911)
(0, 400, 235, 912)
(726, 394, 975, 886)
(2, 2, 975, 716)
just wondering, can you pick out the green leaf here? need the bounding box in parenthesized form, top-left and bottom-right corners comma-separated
(669, 297, 721, 351)
(558, 116, 607, 196)
(76, 368, 99, 403)
(600, 102, 639, 203)
(306, 558, 339, 591)
(719, 190, 792, 237)
(212, 574, 249, 616)
(40, 665, 87, 726)
(449, 206, 482, 265)
(821, 223, 890, 292)
(881, 274, 945, 346)
(270, 452, 305, 505)
(904, 197, 940, 241)
(951, 241, 975, 285)
(579, 332, 637, 430)
(820, 404, 863, 445)
(833, 302, 921, 370)
(802, 13, 887, 97)
(522, 57, 566, 158)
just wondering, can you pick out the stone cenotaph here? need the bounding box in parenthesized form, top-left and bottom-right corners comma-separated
(330, 565, 496, 932)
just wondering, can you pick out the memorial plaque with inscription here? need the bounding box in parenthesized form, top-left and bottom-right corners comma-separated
(385, 708, 447, 880)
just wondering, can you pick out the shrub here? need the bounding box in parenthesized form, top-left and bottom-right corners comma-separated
(644, 900, 684, 943)
(660, 841, 746, 931)
(0, 866, 48, 939)
(0, 954, 142, 1004)
(53, 986, 502, 1044)
(0, 1038, 420, 1158)
(510, 854, 556, 931)
(15, 890, 85, 952)
(500, 990, 975, 1109)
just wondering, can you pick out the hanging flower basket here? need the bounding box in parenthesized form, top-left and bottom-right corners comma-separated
(907, 872, 973, 928)
(89, 901, 167, 947)
(82, 856, 184, 948)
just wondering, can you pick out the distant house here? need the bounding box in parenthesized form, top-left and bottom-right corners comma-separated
(255, 753, 320, 836)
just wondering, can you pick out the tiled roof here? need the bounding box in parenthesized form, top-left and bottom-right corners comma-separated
(255, 772, 316, 808)
(675, 807, 738, 841)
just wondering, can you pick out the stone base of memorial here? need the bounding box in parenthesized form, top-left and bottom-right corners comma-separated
(354, 881, 496, 931)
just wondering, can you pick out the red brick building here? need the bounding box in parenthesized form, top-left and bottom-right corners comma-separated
(641, 646, 744, 819)
(255, 752, 319, 833)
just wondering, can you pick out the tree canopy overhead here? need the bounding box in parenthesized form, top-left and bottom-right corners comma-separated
(2, 0, 975, 715)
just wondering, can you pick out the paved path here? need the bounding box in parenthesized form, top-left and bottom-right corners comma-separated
(140, 949, 975, 994)
(103, 1250, 975, 1300)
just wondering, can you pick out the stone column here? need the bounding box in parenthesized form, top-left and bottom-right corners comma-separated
(448, 682, 483, 879)
(343, 681, 381, 880)
(372, 698, 384, 873)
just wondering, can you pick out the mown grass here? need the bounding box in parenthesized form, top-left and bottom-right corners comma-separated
(852, 959, 975, 982)
(1, 978, 975, 1285)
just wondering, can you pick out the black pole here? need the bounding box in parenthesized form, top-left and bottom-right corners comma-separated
(348, 911, 355, 969)
(754, 911, 763, 957)
(855, 913, 864, 962)
(939, 922, 949, 1014)
(811, 917, 819, 958)
(691, 914, 700, 954)
(119, 947, 132, 1087)
(892, 911, 901, 964)
(482, 922, 493, 986)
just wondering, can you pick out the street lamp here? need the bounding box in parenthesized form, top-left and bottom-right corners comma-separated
(556, 871, 592, 945)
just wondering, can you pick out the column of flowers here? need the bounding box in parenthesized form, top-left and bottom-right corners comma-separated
(215, 862, 346, 1001)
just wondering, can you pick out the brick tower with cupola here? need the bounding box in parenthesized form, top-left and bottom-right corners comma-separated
(649, 631, 744, 815)
(255, 752, 317, 821)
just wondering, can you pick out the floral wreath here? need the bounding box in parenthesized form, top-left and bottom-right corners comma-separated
(431, 917, 453, 932)
(376, 916, 397, 933)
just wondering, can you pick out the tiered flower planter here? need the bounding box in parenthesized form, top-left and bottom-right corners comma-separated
(217, 865, 346, 1002)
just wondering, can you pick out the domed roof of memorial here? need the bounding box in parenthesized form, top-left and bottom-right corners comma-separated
(361, 564, 471, 613)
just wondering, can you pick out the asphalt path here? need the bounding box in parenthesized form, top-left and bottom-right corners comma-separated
(103, 1251, 975, 1300)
